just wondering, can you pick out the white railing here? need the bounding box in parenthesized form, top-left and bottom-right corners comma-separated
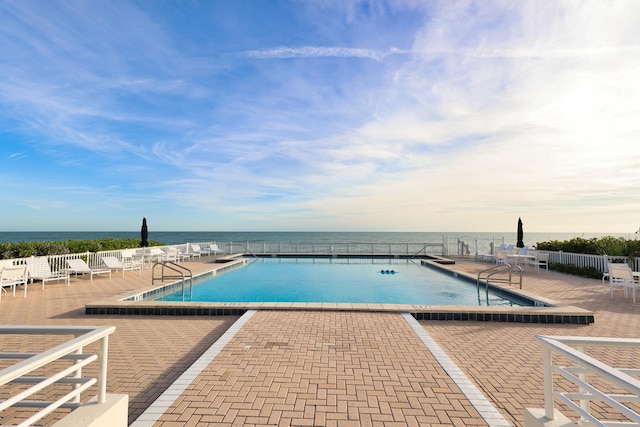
(5, 242, 640, 280)
(223, 241, 446, 257)
(477, 249, 640, 276)
(0, 325, 116, 427)
(534, 335, 640, 426)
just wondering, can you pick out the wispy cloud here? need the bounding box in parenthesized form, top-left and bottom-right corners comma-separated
(244, 46, 410, 61)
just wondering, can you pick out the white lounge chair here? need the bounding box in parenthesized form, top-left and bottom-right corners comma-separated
(190, 244, 210, 256)
(66, 259, 112, 282)
(608, 263, 639, 304)
(26, 256, 70, 288)
(207, 243, 225, 255)
(1, 265, 28, 300)
(102, 256, 142, 277)
(179, 246, 200, 260)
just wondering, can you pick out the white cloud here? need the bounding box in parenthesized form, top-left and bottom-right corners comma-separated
(244, 46, 410, 61)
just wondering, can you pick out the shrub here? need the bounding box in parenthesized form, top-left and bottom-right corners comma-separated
(549, 263, 602, 279)
(0, 239, 165, 260)
(536, 236, 640, 257)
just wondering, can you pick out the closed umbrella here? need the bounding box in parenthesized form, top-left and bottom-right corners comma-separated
(516, 217, 524, 248)
(140, 217, 149, 248)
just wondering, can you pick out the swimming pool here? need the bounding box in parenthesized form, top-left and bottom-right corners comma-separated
(150, 258, 525, 306)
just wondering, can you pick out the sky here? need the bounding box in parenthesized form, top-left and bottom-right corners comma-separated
(1, 0, 640, 233)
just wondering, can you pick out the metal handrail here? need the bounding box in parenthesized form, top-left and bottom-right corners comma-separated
(477, 263, 520, 288)
(535, 335, 640, 425)
(0, 326, 115, 426)
(152, 261, 193, 296)
(476, 263, 523, 303)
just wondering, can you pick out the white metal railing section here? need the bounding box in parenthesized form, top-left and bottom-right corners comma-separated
(224, 241, 446, 257)
(535, 335, 640, 427)
(4, 242, 640, 283)
(0, 325, 116, 427)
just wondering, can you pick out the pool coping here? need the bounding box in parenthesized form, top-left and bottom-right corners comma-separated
(85, 257, 595, 324)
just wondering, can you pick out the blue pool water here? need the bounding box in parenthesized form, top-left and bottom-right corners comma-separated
(152, 258, 523, 306)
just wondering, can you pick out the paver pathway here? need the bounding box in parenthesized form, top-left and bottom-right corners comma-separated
(152, 310, 489, 427)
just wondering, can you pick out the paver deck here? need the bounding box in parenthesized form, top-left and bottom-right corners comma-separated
(1, 255, 639, 426)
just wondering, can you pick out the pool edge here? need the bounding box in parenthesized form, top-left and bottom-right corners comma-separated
(85, 258, 595, 323)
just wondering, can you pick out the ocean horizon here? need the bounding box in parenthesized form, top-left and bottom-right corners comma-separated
(0, 231, 634, 247)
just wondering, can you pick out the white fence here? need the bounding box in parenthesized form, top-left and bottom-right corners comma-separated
(2, 241, 639, 278)
(0, 325, 115, 426)
(224, 241, 446, 257)
(532, 335, 640, 426)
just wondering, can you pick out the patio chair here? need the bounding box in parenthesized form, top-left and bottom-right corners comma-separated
(66, 258, 112, 282)
(143, 248, 166, 265)
(26, 256, 70, 288)
(526, 251, 549, 273)
(495, 251, 509, 265)
(607, 263, 639, 304)
(121, 249, 144, 269)
(179, 246, 200, 260)
(163, 247, 188, 263)
(1, 265, 28, 300)
(102, 256, 142, 278)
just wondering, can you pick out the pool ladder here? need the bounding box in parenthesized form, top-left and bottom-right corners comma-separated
(152, 261, 193, 296)
(477, 263, 523, 296)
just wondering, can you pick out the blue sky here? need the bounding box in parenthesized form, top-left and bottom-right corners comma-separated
(1, 0, 639, 233)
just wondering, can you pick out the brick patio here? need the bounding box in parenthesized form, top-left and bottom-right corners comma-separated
(1, 256, 638, 426)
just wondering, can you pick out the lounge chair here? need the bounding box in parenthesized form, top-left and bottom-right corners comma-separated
(207, 243, 225, 255)
(190, 244, 210, 256)
(1, 265, 28, 300)
(607, 263, 639, 304)
(26, 256, 70, 289)
(66, 259, 112, 282)
(179, 246, 200, 260)
(102, 256, 142, 278)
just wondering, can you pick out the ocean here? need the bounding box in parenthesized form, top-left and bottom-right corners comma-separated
(0, 231, 631, 247)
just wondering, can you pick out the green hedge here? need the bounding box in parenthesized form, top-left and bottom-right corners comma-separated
(0, 238, 165, 260)
(548, 263, 603, 279)
(536, 236, 640, 257)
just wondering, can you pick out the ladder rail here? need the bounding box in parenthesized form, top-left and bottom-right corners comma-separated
(477, 263, 523, 304)
(152, 261, 193, 297)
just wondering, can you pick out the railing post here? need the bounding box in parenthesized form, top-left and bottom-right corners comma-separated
(73, 347, 83, 403)
(576, 344, 590, 423)
(542, 346, 555, 420)
(98, 335, 109, 404)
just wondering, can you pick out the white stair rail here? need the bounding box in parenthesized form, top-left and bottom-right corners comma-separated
(0, 325, 115, 427)
(534, 335, 640, 426)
